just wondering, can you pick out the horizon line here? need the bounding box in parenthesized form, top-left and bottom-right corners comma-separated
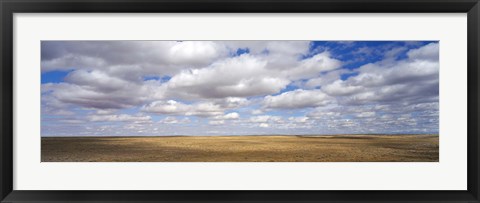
(41, 133, 439, 138)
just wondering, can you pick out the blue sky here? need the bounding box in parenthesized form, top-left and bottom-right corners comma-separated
(41, 41, 439, 136)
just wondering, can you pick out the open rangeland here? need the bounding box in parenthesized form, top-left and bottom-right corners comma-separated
(41, 135, 439, 162)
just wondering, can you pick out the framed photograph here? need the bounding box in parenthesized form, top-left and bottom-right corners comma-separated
(1, 0, 479, 202)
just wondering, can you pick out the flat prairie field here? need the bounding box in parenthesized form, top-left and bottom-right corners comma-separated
(41, 135, 439, 162)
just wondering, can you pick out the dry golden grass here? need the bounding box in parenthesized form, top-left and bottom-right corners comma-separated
(41, 134, 438, 162)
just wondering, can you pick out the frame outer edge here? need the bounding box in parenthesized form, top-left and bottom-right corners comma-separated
(1, 0, 480, 202)
(0, 0, 14, 202)
(476, 1, 480, 200)
(472, 2, 480, 202)
(0, 0, 3, 200)
(468, 1, 480, 201)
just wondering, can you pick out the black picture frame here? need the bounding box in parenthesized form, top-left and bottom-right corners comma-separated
(1, 0, 479, 202)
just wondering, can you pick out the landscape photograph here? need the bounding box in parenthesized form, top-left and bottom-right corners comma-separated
(41, 41, 439, 162)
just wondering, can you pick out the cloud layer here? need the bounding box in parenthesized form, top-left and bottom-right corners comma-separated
(41, 41, 439, 136)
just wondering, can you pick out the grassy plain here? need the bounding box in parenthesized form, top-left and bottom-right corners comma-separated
(41, 134, 439, 162)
